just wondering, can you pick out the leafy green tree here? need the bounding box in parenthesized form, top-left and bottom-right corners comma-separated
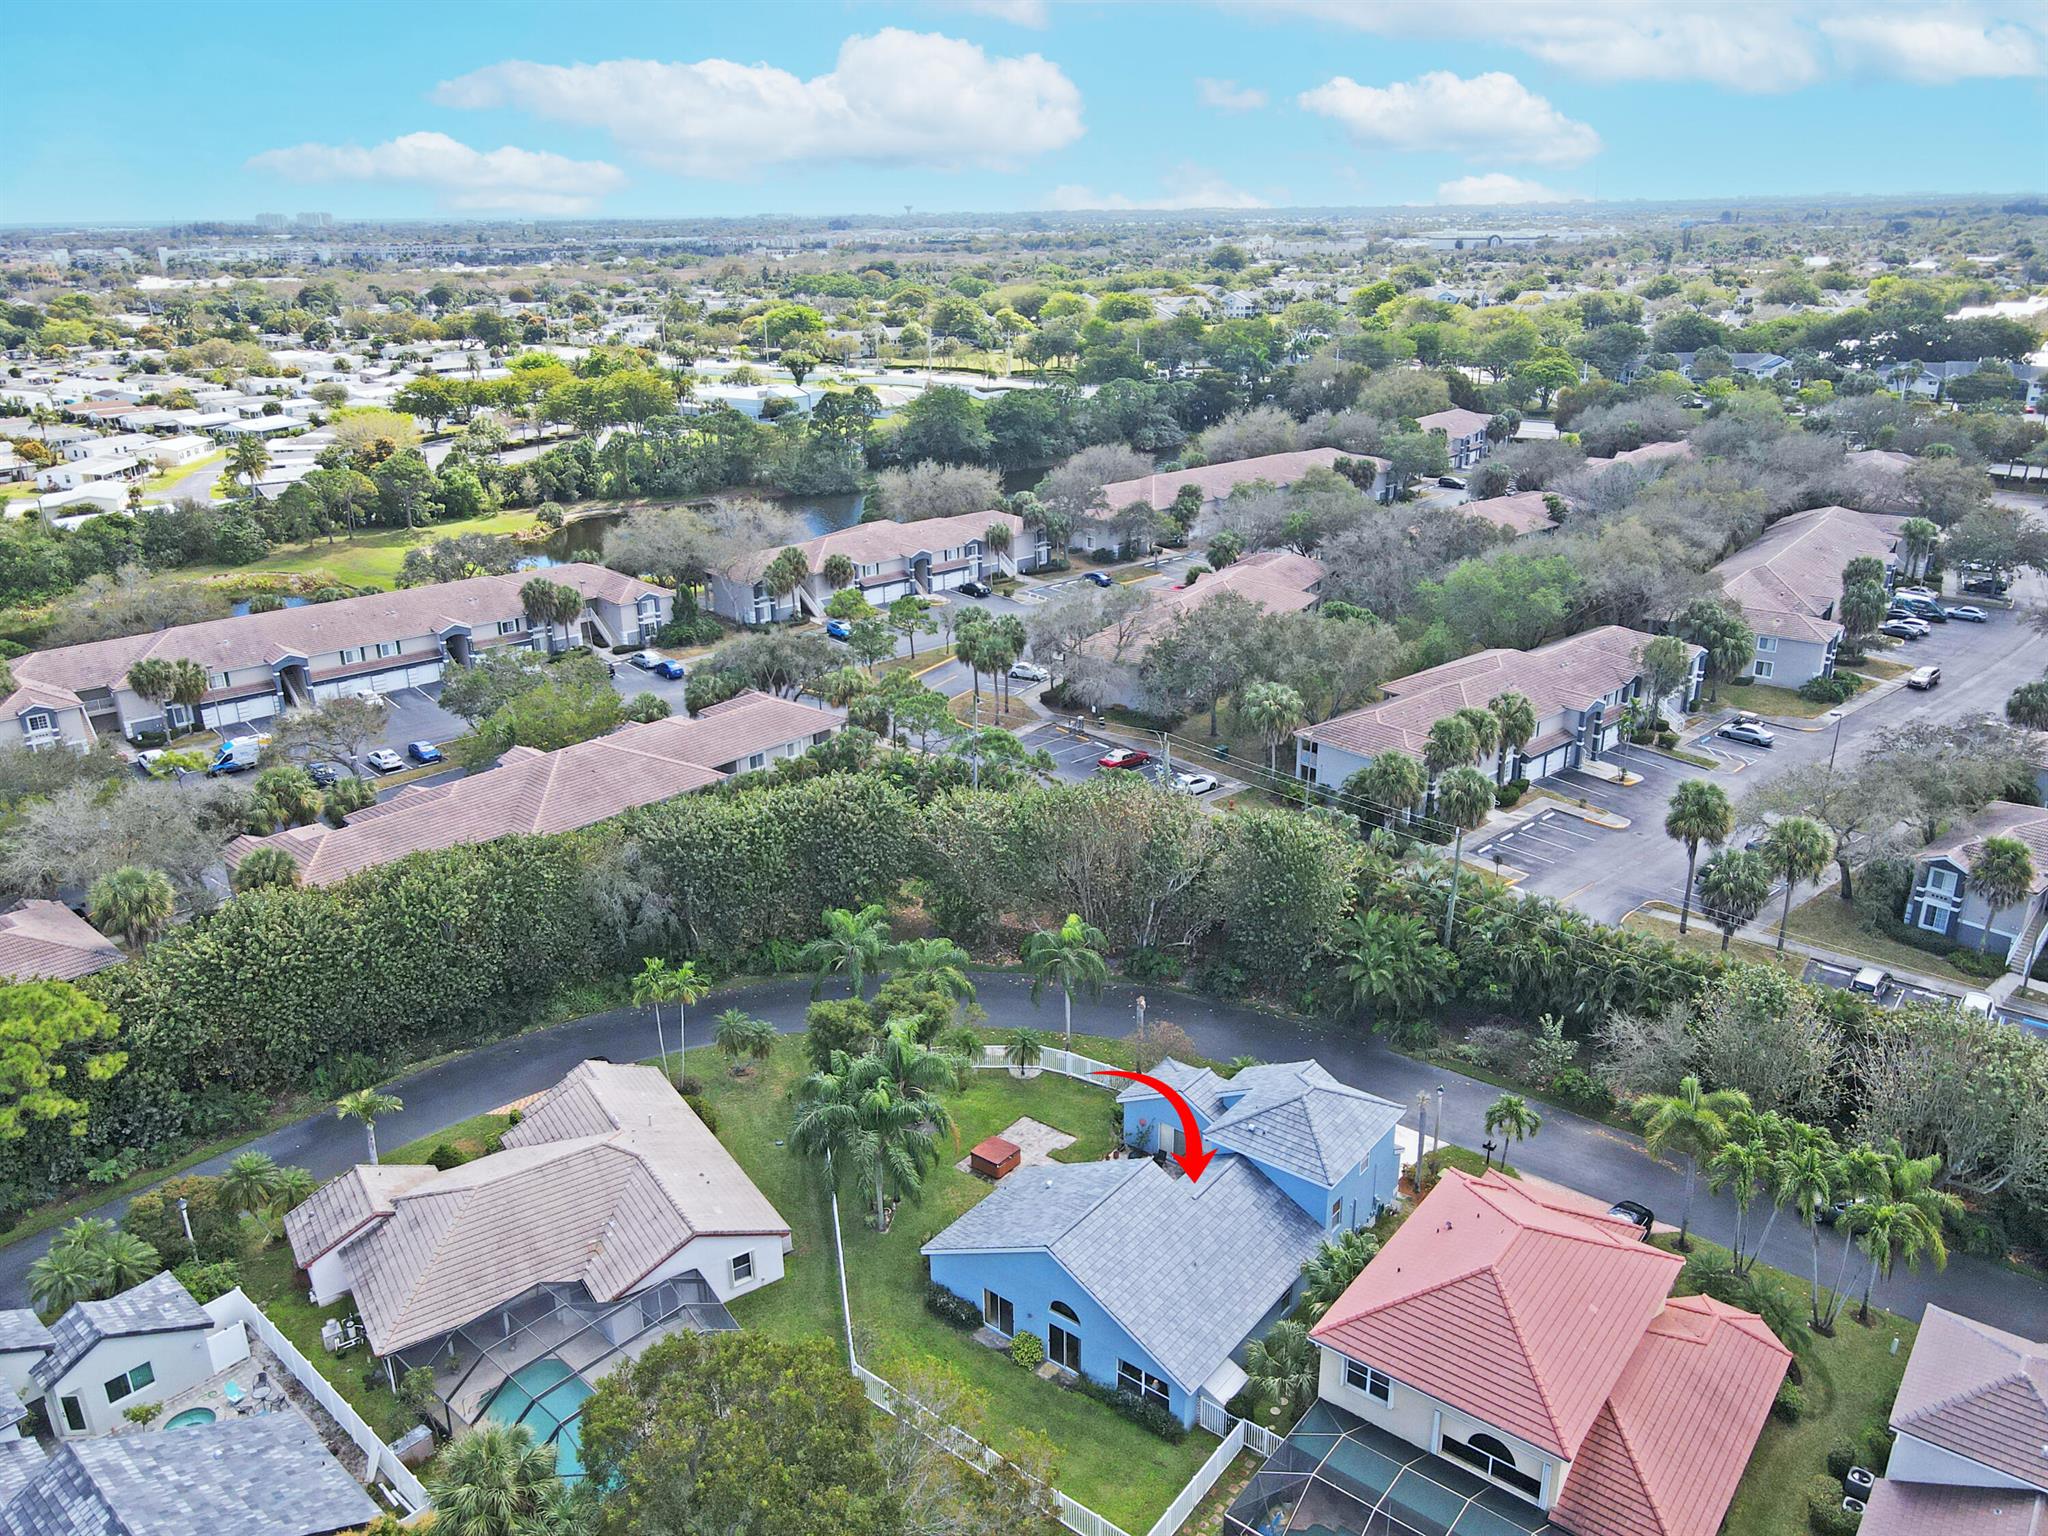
(425, 1422, 567, 1536)
(713, 1009, 777, 1075)
(799, 904, 893, 999)
(1482, 1093, 1542, 1167)
(87, 865, 174, 952)
(1760, 816, 1834, 953)
(1637, 1075, 1752, 1249)
(0, 980, 124, 1142)
(1665, 780, 1735, 936)
(1021, 912, 1108, 1052)
(336, 1087, 403, 1165)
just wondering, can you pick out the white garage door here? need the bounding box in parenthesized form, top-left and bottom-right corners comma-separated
(203, 693, 278, 729)
(401, 661, 442, 689)
(865, 581, 912, 603)
(930, 568, 970, 592)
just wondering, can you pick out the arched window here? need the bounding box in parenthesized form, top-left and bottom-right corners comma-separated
(1051, 1301, 1079, 1322)
(1469, 1434, 1516, 1464)
(1444, 1432, 1542, 1499)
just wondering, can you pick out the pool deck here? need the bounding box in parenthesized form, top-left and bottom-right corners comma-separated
(117, 1335, 370, 1480)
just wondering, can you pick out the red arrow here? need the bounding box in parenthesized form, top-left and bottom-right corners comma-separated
(1094, 1070, 1215, 1182)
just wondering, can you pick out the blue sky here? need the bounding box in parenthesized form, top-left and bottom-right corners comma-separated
(7, 1, 2045, 223)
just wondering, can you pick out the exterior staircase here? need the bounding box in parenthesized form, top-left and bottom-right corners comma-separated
(2006, 904, 2048, 976)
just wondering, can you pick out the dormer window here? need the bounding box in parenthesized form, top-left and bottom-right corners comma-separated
(21, 709, 53, 735)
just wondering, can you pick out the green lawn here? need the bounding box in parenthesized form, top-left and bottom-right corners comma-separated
(1664, 1235, 1914, 1536)
(384, 1111, 514, 1167)
(1781, 888, 1995, 983)
(1622, 906, 1807, 977)
(690, 1034, 1219, 1533)
(1723, 676, 1866, 719)
(181, 510, 549, 588)
(238, 1242, 416, 1441)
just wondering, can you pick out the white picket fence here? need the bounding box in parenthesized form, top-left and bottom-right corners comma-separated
(974, 1043, 1120, 1082)
(205, 1289, 430, 1517)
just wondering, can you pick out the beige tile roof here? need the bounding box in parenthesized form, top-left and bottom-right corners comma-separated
(1455, 491, 1557, 537)
(12, 563, 663, 695)
(1082, 550, 1322, 660)
(1915, 802, 2048, 896)
(1711, 505, 1904, 644)
(285, 1060, 790, 1355)
(725, 510, 1025, 584)
(1300, 624, 1693, 762)
(1416, 407, 1493, 438)
(1890, 1305, 2048, 1492)
(1096, 448, 1380, 512)
(1861, 1482, 2047, 1536)
(0, 681, 87, 717)
(0, 901, 124, 982)
(227, 690, 840, 885)
(1608, 439, 1696, 466)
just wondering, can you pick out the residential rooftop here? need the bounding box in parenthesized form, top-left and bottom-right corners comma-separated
(0, 902, 124, 982)
(1711, 504, 1904, 645)
(30, 1272, 210, 1394)
(1095, 447, 1379, 513)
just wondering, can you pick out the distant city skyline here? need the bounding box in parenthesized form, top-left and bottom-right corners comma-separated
(8, 1, 2045, 222)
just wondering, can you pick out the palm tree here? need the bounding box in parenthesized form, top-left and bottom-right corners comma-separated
(1707, 1137, 1771, 1275)
(1898, 517, 1939, 578)
(1696, 848, 1774, 952)
(1299, 1230, 1380, 1321)
(220, 1151, 284, 1214)
(230, 845, 301, 893)
(1665, 780, 1735, 936)
(87, 865, 174, 952)
(1637, 1075, 1752, 1249)
(1241, 681, 1307, 775)
(273, 1164, 318, 1211)
(791, 1051, 949, 1231)
(713, 1008, 776, 1075)
(426, 1422, 563, 1536)
(2008, 681, 2048, 732)
(1004, 1026, 1046, 1077)
(520, 577, 582, 656)
(1435, 765, 1496, 945)
(336, 1088, 403, 1165)
(891, 936, 977, 1006)
(762, 546, 812, 613)
(1487, 691, 1536, 782)
(1774, 1135, 1840, 1329)
(1853, 1145, 1960, 1323)
(1761, 816, 1835, 953)
(798, 904, 893, 998)
(1453, 706, 1500, 769)
(1336, 908, 1456, 1028)
(821, 552, 856, 590)
(1242, 1318, 1319, 1430)
(632, 957, 709, 1078)
(1422, 715, 1478, 789)
(28, 1240, 104, 1317)
(164, 659, 209, 728)
(1021, 912, 1109, 1053)
(1346, 752, 1426, 828)
(125, 658, 176, 727)
(97, 1230, 161, 1291)
(1482, 1093, 1542, 1168)
(1968, 836, 2035, 949)
(1227, 1055, 1261, 1076)
(226, 433, 270, 490)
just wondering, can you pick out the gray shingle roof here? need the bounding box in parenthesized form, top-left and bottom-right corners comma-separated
(0, 1380, 24, 1434)
(1112, 1057, 1226, 1119)
(1206, 1062, 1406, 1186)
(925, 1155, 1325, 1392)
(0, 1412, 379, 1536)
(0, 1443, 42, 1510)
(0, 1312, 52, 1357)
(30, 1272, 209, 1393)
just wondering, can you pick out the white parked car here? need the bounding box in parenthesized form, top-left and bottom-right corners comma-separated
(1961, 991, 1995, 1017)
(1008, 661, 1050, 684)
(1171, 771, 1220, 795)
(1944, 605, 1988, 623)
(365, 748, 405, 774)
(1849, 966, 1890, 996)
(1893, 586, 1938, 603)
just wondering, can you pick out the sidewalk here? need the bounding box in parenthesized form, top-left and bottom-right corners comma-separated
(1631, 903, 1971, 996)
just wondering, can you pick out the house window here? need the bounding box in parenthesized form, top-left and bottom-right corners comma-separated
(376, 642, 397, 658)
(1049, 1322, 1081, 1371)
(1330, 1198, 1343, 1230)
(1916, 867, 1961, 931)
(1344, 1360, 1392, 1404)
(1117, 1360, 1170, 1410)
(1752, 660, 1775, 680)
(747, 752, 766, 771)
(103, 1360, 154, 1404)
(982, 1290, 1015, 1336)
(1442, 1432, 1542, 1499)
(731, 1251, 754, 1286)
(61, 1395, 84, 1433)
(1051, 1300, 1079, 1322)
(1755, 635, 1778, 653)
(20, 709, 53, 735)
(498, 619, 522, 635)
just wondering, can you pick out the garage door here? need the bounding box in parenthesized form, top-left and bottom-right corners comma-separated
(865, 581, 912, 603)
(401, 661, 442, 689)
(930, 569, 971, 592)
(203, 693, 278, 729)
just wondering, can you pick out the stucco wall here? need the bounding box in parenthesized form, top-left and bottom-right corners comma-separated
(44, 1328, 213, 1438)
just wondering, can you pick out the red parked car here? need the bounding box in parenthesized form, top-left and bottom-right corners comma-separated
(1097, 748, 1153, 770)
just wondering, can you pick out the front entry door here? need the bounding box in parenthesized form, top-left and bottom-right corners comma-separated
(1049, 1324, 1081, 1371)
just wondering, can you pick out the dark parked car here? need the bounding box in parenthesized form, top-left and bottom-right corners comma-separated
(1084, 571, 1115, 588)
(1962, 575, 2009, 596)
(1437, 475, 1466, 490)
(957, 580, 992, 598)
(306, 762, 342, 788)
(406, 740, 444, 765)
(1606, 1200, 1655, 1239)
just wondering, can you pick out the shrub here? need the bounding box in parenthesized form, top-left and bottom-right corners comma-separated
(671, 1075, 706, 1098)
(427, 1143, 468, 1171)
(1009, 1329, 1044, 1369)
(1826, 1441, 1859, 1481)
(123, 1402, 162, 1425)
(1774, 1379, 1808, 1422)
(1858, 1418, 1893, 1474)
(1656, 730, 1679, 749)
(1548, 1066, 1613, 1113)
(1493, 778, 1529, 809)
(1947, 946, 2009, 980)
(172, 1258, 241, 1304)
(1124, 946, 1183, 983)
(924, 1283, 982, 1330)
(397, 1364, 440, 1421)
(681, 1093, 717, 1134)
(1070, 1374, 1188, 1442)
(623, 692, 671, 724)
(1799, 674, 1859, 706)
(1806, 1475, 1861, 1535)
(126, 1176, 239, 1263)
(1453, 1023, 1530, 1075)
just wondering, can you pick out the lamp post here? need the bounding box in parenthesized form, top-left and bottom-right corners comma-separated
(1482, 1138, 1498, 1172)
(176, 1196, 198, 1262)
(1436, 1085, 1446, 1160)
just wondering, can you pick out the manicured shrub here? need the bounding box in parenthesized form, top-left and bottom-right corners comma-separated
(923, 1283, 982, 1330)
(1825, 1441, 1859, 1481)
(1806, 1475, 1861, 1535)
(1494, 778, 1529, 809)
(1070, 1373, 1188, 1442)
(681, 1093, 717, 1134)
(171, 1258, 242, 1304)
(427, 1143, 467, 1171)
(125, 1176, 238, 1263)
(1009, 1329, 1044, 1369)
(1774, 1379, 1808, 1422)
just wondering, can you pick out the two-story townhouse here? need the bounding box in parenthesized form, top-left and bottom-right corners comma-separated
(1224, 1169, 1788, 1536)
(1294, 625, 1702, 796)
(30, 1272, 216, 1440)
(706, 510, 1042, 625)
(8, 563, 669, 743)
(0, 677, 97, 754)
(1900, 801, 2048, 977)
(1416, 407, 1496, 472)
(1709, 505, 1905, 688)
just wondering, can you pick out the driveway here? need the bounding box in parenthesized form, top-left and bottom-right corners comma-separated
(5, 974, 2044, 1338)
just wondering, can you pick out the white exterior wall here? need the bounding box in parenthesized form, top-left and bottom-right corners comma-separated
(1886, 1433, 2038, 1491)
(44, 1328, 212, 1438)
(645, 1231, 788, 1302)
(304, 1248, 353, 1307)
(0, 1347, 46, 1400)
(0, 705, 95, 754)
(1744, 634, 1832, 688)
(1317, 1345, 1566, 1508)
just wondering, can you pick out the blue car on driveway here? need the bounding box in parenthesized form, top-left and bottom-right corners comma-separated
(824, 618, 852, 641)
(406, 740, 444, 765)
(653, 657, 687, 679)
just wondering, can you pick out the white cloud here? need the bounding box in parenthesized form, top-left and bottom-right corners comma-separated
(1434, 172, 1589, 206)
(938, 0, 1050, 24)
(435, 30, 1083, 178)
(1823, 12, 2046, 82)
(1048, 167, 1270, 210)
(1298, 71, 1600, 166)
(1197, 77, 1268, 112)
(246, 132, 626, 214)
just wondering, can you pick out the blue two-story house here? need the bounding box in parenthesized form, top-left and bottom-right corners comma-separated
(921, 1059, 1404, 1428)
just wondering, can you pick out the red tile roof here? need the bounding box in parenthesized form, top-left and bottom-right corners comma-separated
(1711, 505, 1904, 645)
(1550, 1295, 1789, 1536)
(1456, 491, 1558, 537)
(1312, 1169, 1682, 1459)
(1083, 549, 1323, 660)
(0, 901, 124, 981)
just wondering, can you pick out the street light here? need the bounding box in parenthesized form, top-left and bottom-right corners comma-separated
(176, 1196, 198, 1262)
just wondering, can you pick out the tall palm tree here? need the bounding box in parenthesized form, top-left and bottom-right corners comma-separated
(891, 936, 977, 1006)
(1637, 1075, 1752, 1249)
(1774, 1135, 1841, 1329)
(336, 1088, 404, 1165)
(1696, 848, 1774, 952)
(1898, 517, 1939, 578)
(1665, 780, 1735, 936)
(1299, 1230, 1380, 1321)
(1761, 816, 1835, 953)
(1243, 1319, 1319, 1430)
(791, 1051, 949, 1231)
(1241, 681, 1307, 775)
(1435, 765, 1496, 945)
(1487, 691, 1536, 783)
(1482, 1093, 1542, 1168)
(220, 1151, 284, 1214)
(165, 660, 209, 729)
(97, 1230, 161, 1291)
(798, 904, 893, 999)
(1707, 1137, 1771, 1275)
(87, 866, 174, 952)
(1853, 1145, 1960, 1323)
(125, 658, 176, 727)
(426, 1422, 563, 1536)
(1821, 1142, 1890, 1329)
(1452, 706, 1500, 770)
(1422, 715, 1478, 791)
(273, 1164, 318, 1211)
(226, 433, 270, 490)
(632, 957, 709, 1077)
(1968, 836, 2035, 949)
(1021, 912, 1109, 1052)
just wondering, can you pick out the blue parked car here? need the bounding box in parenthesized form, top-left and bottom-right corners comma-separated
(406, 740, 445, 765)
(653, 657, 687, 680)
(824, 618, 853, 641)
(1084, 571, 1114, 588)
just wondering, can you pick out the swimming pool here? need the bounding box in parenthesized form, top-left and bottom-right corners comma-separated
(482, 1358, 592, 1481)
(164, 1407, 217, 1430)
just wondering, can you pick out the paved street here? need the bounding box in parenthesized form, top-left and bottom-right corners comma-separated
(5, 973, 2043, 1339)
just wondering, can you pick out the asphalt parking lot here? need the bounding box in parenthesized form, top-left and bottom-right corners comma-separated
(1015, 720, 1242, 796)
(1480, 807, 1615, 876)
(1801, 956, 2048, 1033)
